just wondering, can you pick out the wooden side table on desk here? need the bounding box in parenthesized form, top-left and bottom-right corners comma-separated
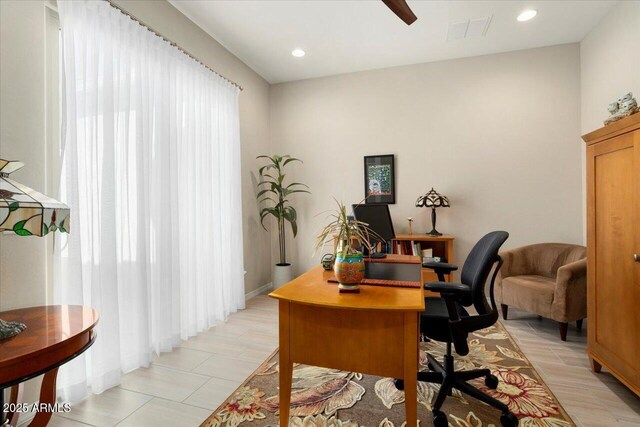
(0, 306, 99, 427)
(270, 260, 424, 426)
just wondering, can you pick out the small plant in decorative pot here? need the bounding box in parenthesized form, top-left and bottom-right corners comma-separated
(315, 199, 381, 293)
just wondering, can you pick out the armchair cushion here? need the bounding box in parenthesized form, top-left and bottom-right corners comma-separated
(501, 275, 555, 318)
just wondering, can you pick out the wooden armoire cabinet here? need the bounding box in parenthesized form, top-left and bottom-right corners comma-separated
(582, 113, 640, 397)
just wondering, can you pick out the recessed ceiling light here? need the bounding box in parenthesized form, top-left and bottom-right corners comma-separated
(517, 9, 537, 22)
(291, 49, 305, 58)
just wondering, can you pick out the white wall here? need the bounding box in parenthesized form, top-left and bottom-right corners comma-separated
(580, 1, 640, 134)
(579, 1, 640, 243)
(0, 0, 54, 409)
(0, 1, 50, 311)
(270, 44, 584, 276)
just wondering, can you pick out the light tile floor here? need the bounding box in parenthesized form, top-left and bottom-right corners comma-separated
(41, 296, 640, 426)
(501, 307, 640, 427)
(44, 296, 278, 427)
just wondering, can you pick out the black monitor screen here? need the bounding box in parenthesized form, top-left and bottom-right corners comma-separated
(352, 204, 396, 243)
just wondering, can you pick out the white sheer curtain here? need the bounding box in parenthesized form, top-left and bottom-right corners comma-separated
(54, 0, 245, 402)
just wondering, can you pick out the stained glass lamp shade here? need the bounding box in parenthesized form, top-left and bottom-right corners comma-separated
(0, 159, 70, 340)
(415, 188, 450, 236)
(0, 160, 69, 236)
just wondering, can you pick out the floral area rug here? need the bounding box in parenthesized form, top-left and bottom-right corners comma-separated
(201, 322, 574, 427)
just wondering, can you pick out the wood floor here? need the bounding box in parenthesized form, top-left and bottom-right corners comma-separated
(39, 295, 639, 427)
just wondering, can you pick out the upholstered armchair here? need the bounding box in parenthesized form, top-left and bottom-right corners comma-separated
(496, 243, 587, 341)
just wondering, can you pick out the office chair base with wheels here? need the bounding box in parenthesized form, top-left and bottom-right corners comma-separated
(394, 342, 518, 427)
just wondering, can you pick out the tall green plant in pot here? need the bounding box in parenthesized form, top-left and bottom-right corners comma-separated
(257, 155, 309, 288)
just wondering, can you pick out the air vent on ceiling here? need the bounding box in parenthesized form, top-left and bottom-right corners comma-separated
(447, 15, 493, 41)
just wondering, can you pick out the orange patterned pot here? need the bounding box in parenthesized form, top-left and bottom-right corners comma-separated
(334, 253, 365, 293)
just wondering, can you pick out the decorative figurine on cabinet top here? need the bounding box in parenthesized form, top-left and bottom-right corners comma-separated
(604, 92, 638, 125)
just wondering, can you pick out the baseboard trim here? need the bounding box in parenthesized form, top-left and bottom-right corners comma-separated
(245, 282, 273, 301)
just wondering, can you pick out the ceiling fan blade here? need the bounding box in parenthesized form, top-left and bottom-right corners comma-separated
(382, 0, 418, 25)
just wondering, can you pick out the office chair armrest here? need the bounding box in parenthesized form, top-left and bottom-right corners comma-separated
(422, 261, 458, 272)
(424, 281, 470, 295)
(423, 262, 458, 282)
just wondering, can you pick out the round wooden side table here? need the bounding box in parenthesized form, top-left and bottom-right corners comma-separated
(0, 305, 99, 427)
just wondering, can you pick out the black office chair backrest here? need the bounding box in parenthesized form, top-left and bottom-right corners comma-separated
(460, 231, 509, 314)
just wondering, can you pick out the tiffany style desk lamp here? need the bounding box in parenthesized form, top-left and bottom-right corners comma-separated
(0, 159, 70, 339)
(415, 187, 450, 236)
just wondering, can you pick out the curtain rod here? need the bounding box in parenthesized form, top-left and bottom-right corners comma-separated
(105, 0, 243, 91)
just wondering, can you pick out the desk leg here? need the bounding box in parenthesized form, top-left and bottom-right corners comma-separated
(6, 383, 23, 427)
(27, 367, 58, 427)
(403, 313, 419, 427)
(279, 302, 292, 427)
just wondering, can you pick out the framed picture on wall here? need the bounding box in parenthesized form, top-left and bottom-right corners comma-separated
(364, 154, 395, 204)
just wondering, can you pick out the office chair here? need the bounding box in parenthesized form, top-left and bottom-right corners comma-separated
(395, 231, 518, 427)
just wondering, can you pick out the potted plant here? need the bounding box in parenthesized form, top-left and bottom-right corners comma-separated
(257, 154, 310, 288)
(315, 199, 382, 293)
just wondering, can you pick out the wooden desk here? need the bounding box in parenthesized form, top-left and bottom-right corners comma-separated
(0, 305, 99, 427)
(269, 262, 424, 426)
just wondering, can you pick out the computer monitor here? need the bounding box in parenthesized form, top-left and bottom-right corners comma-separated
(352, 204, 396, 258)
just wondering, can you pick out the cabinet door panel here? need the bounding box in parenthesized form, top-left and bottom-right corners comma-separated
(592, 134, 637, 373)
(635, 132, 640, 388)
